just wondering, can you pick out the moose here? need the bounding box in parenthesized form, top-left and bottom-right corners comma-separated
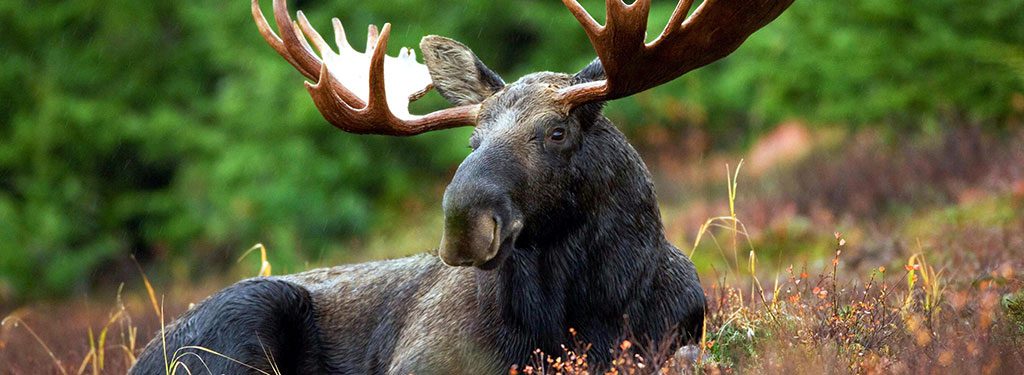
(131, 0, 793, 373)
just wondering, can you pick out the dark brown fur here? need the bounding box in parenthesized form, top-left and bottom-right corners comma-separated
(131, 41, 705, 375)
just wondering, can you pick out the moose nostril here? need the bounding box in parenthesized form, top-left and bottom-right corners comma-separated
(439, 209, 502, 267)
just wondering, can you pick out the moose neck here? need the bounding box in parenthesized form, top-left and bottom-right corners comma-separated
(477, 116, 668, 359)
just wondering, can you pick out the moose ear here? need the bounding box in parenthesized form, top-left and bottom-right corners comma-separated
(420, 36, 505, 106)
(571, 58, 606, 85)
(569, 58, 607, 122)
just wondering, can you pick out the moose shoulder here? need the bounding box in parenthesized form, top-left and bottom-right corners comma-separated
(130, 0, 793, 373)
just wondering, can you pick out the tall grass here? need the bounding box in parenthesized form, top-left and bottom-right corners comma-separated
(1, 251, 279, 374)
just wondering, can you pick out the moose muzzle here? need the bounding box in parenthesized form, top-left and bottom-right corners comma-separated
(439, 209, 502, 268)
(438, 150, 524, 270)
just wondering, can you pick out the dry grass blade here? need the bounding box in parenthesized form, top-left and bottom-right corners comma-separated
(132, 256, 161, 318)
(170, 345, 275, 375)
(76, 349, 95, 375)
(238, 243, 273, 277)
(1, 312, 69, 375)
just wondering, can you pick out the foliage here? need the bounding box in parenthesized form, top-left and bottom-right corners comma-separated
(1, 0, 1023, 301)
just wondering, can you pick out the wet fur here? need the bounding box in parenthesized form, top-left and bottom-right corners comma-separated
(131, 61, 705, 374)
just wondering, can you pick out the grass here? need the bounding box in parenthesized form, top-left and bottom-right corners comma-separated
(2, 126, 1023, 373)
(1, 288, 138, 374)
(0, 255, 278, 374)
(518, 156, 1024, 373)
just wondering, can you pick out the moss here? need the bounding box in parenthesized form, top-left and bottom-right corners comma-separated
(1003, 291, 1024, 334)
(706, 324, 762, 367)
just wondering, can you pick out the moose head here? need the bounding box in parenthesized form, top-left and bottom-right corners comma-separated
(252, 0, 792, 269)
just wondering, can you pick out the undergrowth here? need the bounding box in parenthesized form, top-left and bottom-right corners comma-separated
(513, 161, 1024, 374)
(2, 161, 1022, 374)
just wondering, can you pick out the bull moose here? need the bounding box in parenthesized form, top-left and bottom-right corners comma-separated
(131, 0, 793, 373)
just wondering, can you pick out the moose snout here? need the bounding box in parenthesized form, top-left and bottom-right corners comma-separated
(439, 174, 523, 269)
(439, 210, 501, 267)
(440, 143, 526, 269)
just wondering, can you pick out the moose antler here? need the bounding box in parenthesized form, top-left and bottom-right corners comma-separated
(252, 0, 478, 136)
(557, 0, 794, 110)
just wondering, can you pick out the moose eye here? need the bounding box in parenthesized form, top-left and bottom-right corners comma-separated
(548, 127, 566, 143)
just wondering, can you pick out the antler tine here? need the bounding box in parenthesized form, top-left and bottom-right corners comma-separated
(562, 0, 602, 36)
(367, 25, 381, 54)
(271, 0, 325, 81)
(292, 19, 319, 60)
(296, 11, 331, 57)
(660, 0, 695, 37)
(332, 18, 352, 54)
(251, 0, 308, 79)
(366, 23, 392, 111)
(558, 0, 794, 110)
